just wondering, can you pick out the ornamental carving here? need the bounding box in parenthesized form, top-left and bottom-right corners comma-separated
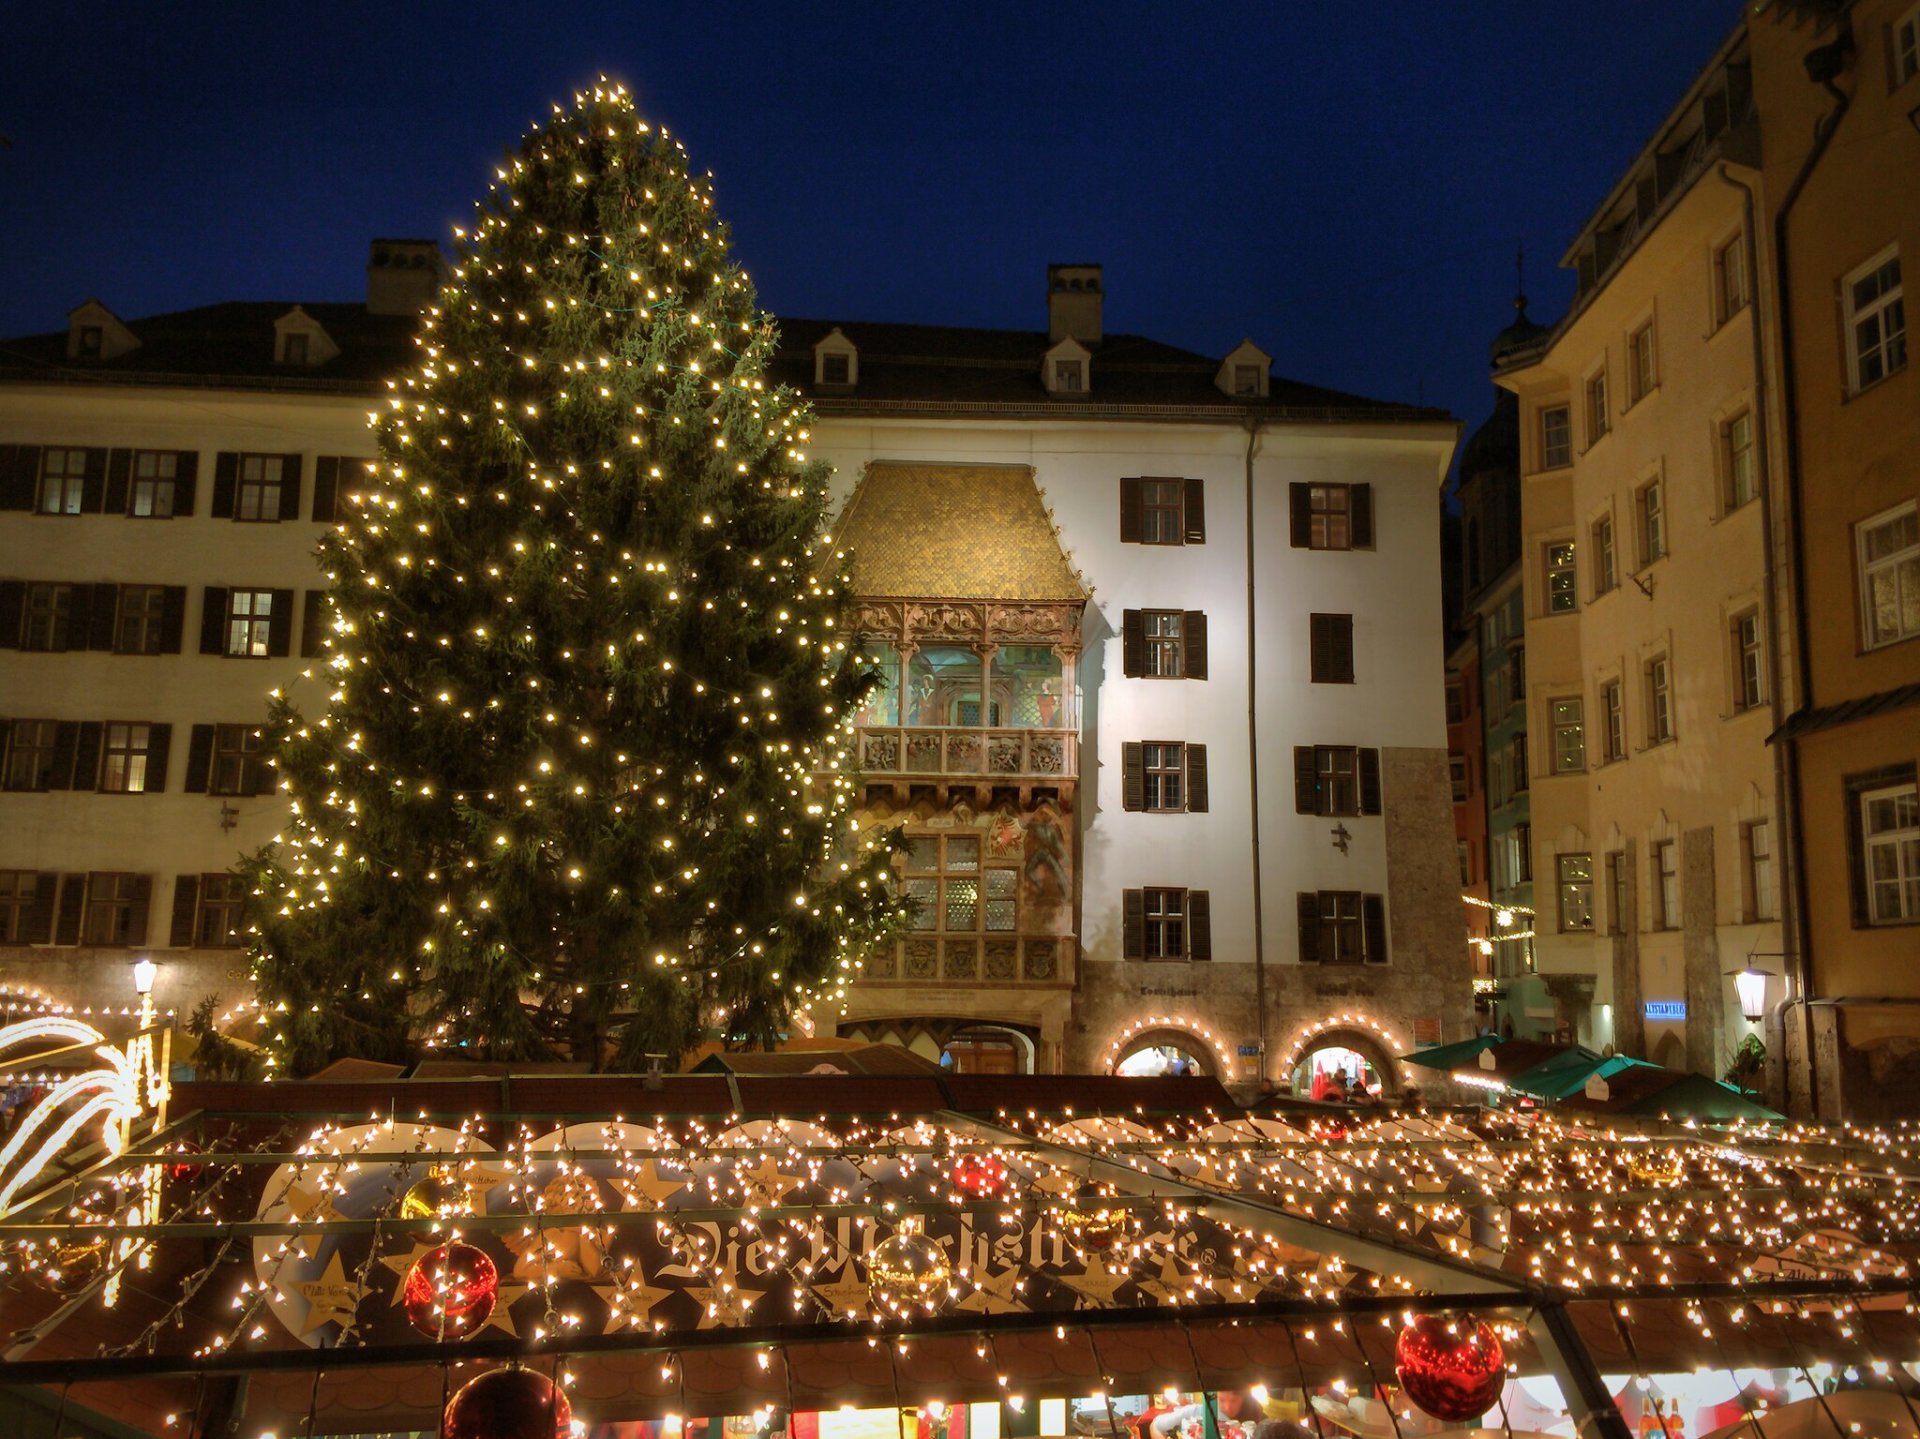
(860, 734, 899, 771)
(1024, 940, 1058, 981)
(1027, 737, 1065, 774)
(866, 946, 897, 979)
(904, 941, 937, 979)
(984, 941, 1018, 981)
(851, 601, 906, 638)
(943, 940, 979, 981)
(852, 599, 1084, 648)
(986, 603, 1081, 642)
(904, 602, 988, 641)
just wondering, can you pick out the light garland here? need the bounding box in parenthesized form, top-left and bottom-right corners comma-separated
(1273, 1011, 1409, 1082)
(1099, 1013, 1239, 1077)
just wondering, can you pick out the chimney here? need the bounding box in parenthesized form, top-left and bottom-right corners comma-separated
(1046, 264, 1103, 345)
(365, 239, 444, 317)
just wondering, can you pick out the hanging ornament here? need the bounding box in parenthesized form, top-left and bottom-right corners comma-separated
(1055, 1184, 1130, 1254)
(164, 1141, 204, 1185)
(1316, 1119, 1349, 1142)
(442, 1366, 573, 1439)
(31, 1235, 110, 1295)
(867, 1215, 951, 1312)
(952, 1153, 1009, 1200)
(400, 1164, 470, 1221)
(1394, 1315, 1505, 1423)
(1627, 1149, 1684, 1186)
(402, 1241, 499, 1339)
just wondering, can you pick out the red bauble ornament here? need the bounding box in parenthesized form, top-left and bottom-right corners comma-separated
(443, 1366, 572, 1439)
(164, 1142, 203, 1184)
(952, 1153, 1009, 1199)
(1318, 1120, 1349, 1142)
(1394, 1315, 1505, 1423)
(402, 1242, 499, 1339)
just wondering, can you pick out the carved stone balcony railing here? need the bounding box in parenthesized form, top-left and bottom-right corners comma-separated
(863, 935, 1066, 986)
(854, 726, 1076, 780)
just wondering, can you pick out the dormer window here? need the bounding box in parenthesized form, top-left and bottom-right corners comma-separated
(65, 300, 139, 361)
(281, 333, 309, 366)
(812, 327, 858, 387)
(271, 305, 339, 369)
(1233, 364, 1261, 396)
(77, 326, 103, 358)
(821, 352, 850, 385)
(1054, 359, 1084, 392)
(1216, 339, 1272, 400)
(1042, 336, 1092, 397)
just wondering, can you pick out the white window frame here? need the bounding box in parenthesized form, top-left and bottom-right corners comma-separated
(1639, 479, 1666, 566)
(1723, 410, 1757, 511)
(1744, 819, 1776, 924)
(1860, 781, 1919, 925)
(1652, 839, 1679, 930)
(1601, 679, 1625, 763)
(1550, 697, 1586, 774)
(1857, 500, 1920, 649)
(1584, 367, 1610, 445)
(1545, 541, 1577, 614)
(1591, 513, 1616, 596)
(1895, 5, 1920, 88)
(1627, 318, 1657, 404)
(1713, 232, 1749, 326)
(1647, 655, 1673, 744)
(1733, 610, 1765, 712)
(1842, 244, 1905, 393)
(1541, 404, 1572, 469)
(1053, 358, 1085, 393)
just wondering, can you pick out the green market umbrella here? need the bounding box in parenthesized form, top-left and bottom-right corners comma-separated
(1396, 1034, 1503, 1071)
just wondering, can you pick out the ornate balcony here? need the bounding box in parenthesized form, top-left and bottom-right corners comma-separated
(854, 725, 1076, 780)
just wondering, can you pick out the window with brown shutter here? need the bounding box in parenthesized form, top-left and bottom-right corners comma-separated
(1296, 891, 1321, 962)
(1296, 890, 1387, 962)
(1183, 477, 1206, 544)
(1289, 483, 1373, 550)
(1121, 742, 1145, 811)
(53, 873, 85, 945)
(1121, 477, 1204, 545)
(1362, 893, 1388, 962)
(312, 456, 341, 523)
(1358, 748, 1381, 815)
(1182, 610, 1207, 679)
(1310, 613, 1354, 683)
(301, 589, 329, 659)
(1121, 609, 1145, 677)
(82, 872, 150, 947)
(1185, 744, 1208, 812)
(1123, 888, 1146, 957)
(169, 875, 200, 947)
(1125, 742, 1207, 813)
(1350, 483, 1374, 548)
(1294, 745, 1379, 816)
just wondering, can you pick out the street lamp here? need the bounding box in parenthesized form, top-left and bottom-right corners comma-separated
(131, 956, 157, 1028)
(1730, 965, 1772, 1025)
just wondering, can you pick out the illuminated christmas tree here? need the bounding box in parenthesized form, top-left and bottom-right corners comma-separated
(246, 84, 901, 1072)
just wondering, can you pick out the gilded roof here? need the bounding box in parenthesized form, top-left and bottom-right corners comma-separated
(833, 461, 1088, 602)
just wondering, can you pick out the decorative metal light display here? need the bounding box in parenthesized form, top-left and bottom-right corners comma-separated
(402, 1241, 498, 1339)
(867, 1214, 951, 1311)
(400, 1164, 470, 1220)
(442, 1365, 573, 1439)
(1393, 1314, 1505, 1422)
(1627, 1148, 1686, 1186)
(952, 1152, 1009, 1199)
(1056, 1183, 1130, 1253)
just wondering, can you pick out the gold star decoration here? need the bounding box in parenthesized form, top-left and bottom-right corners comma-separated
(277, 1180, 347, 1258)
(1060, 1254, 1128, 1308)
(1135, 1254, 1209, 1306)
(954, 1266, 1026, 1315)
(598, 1266, 675, 1333)
(380, 1238, 449, 1304)
(476, 1279, 532, 1336)
(738, 1158, 803, 1205)
(293, 1252, 369, 1335)
(809, 1270, 874, 1320)
(685, 1280, 764, 1329)
(615, 1160, 689, 1209)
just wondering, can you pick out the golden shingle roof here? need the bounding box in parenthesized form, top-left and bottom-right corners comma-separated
(832, 461, 1088, 602)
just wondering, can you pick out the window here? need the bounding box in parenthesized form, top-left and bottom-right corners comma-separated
(226, 589, 276, 657)
(1897, 5, 1920, 86)
(1297, 890, 1387, 964)
(76, 326, 103, 358)
(1542, 405, 1572, 469)
(235, 455, 285, 522)
(1843, 247, 1905, 392)
(1744, 820, 1776, 924)
(1122, 741, 1207, 814)
(1142, 888, 1187, 958)
(1512, 734, 1529, 792)
(1714, 234, 1749, 324)
(819, 352, 850, 385)
(1143, 742, 1185, 813)
(1306, 484, 1352, 549)
(3, 720, 61, 791)
(1309, 612, 1355, 683)
(1139, 478, 1183, 544)
(211, 724, 273, 796)
(1557, 854, 1594, 931)
(1444, 679, 1466, 725)
(1637, 479, 1665, 565)
(1144, 610, 1183, 677)
(1861, 780, 1920, 924)
(194, 874, 247, 946)
(1607, 851, 1628, 936)
(1488, 747, 1509, 809)
(21, 583, 73, 651)
(1647, 655, 1673, 743)
(1551, 697, 1585, 774)
(1053, 359, 1084, 392)
(1651, 840, 1679, 930)
(1545, 542, 1577, 613)
(1601, 679, 1625, 763)
(1458, 840, 1472, 886)
(130, 451, 179, 517)
(83, 873, 147, 947)
(1592, 514, 1616, 595)
(1232, 363, 1262, 396)
(1449, 755, 1469, 803)
(281, 333, 309, 366)
(1723, 411, 1756, 510)
(36, 448, 88, 514)
(99, 723, 155, 793)
(0, 871, 40, 942)
(1858, 502, 1920, 648)
(1733, 610, 1764, 711)
(1585, 369, 1609, 444)
(1294, 744, 1383, 818)
(116, 585, 168, 655)
(1628, 321, 1657, 403)
(1514, 822, 1532, 882)
(1317, 746, 1358, 815)
(902, 834, 1018, 936)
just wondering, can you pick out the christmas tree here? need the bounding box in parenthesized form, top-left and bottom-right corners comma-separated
(245, 83, 902, 1073)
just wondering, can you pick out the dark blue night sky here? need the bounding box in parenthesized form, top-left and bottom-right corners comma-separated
(1, 2, 1738, 447)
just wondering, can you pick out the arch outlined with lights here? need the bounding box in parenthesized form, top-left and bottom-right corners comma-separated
(1099, 1013, 1237, 1078)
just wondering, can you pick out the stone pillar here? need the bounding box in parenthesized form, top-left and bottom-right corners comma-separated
(1682, 825, 1722, 1077)
(1611, 838, 1645, 1058)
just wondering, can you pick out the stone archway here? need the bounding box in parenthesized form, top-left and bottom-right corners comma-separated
(1283, 1023, 1402, 1100)
(1112, 1026, 1217, 1078)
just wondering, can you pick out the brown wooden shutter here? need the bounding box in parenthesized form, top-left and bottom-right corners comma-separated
(80, 447, 109, 512)
(1119, 476, 1143, 543)
(1311, 613, 1354, 683)
(126, 875, 153, 946)
(251, 740, 279, 796)
(160, 586, 187, 653)
(0, 446, 42, 510)
(267, 589, 295, 656)
(1289, 483, 1311, 547)
(173, 451, 199, 516)
(1363, 893, 1388, 962)
(54, 874, 85, 945)
(1123, 889, 1145, 958)
(105, 448, 132, 513)
(1294, 746, 1317, 813)
(87, 584, 119, 651)
(73, 722, 103, 791)
(1359, 748, 1382, 815)
(210, 453, 239, 518)
(25, 874, 58, 943)
(1296, 892, 1321, 963)
(200, 588, 229, 655)
(0, 580, 22, 647)
(169, 875, 200, 947)
(1351, 483, 1374, 548)
(1183, 477, 1206, 544)
(60, 583, 89, 653)
(1188, 890, 1211, 959)
(47, 722, 80, 790)
(300, 590, 327, 658)
(1121, 609, 1144, 677)
(278, 455, 304, 520)
(1182, 611, 1207, 680)
(184, 725, 214, 794)
(145, 723, 172, 793)
(1186, 744, 1208, 813)
(1121, 742, 1144, 811)
(312, 456, 340, 523)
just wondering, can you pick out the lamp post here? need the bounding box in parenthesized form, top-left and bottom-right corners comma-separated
(1730, 965, 1772, 1026)
(131, 956, 157, 1030)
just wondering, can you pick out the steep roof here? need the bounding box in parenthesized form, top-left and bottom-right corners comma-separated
(832, 461, 1088, 602)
